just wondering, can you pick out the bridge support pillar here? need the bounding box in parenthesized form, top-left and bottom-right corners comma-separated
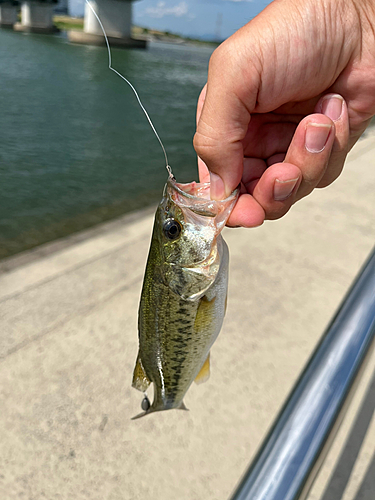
(68, 0, 146, 49)
(14, 1, 57, 34)
(0, 3, 17, 28)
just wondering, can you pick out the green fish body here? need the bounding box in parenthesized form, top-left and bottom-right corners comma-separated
(132, 177, 238, 418)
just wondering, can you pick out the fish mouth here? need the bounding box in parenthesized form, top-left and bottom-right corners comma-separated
(166, 178, 239, 228)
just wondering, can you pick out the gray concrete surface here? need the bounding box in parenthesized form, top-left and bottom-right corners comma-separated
(1, 132, 374, 500)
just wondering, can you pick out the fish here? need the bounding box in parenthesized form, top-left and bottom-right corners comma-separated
(84, 5, 238, 414)
(131, 175, 239, 419)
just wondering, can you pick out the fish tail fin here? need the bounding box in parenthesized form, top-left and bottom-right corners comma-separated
(131, 409, 152, 420)
(131, 403, 160, 420)
(131, 401, 189, 419)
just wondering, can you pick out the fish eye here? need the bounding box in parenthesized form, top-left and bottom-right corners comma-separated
(163, 218, 182, 241)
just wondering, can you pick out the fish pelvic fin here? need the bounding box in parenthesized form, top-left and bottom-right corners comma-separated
(194, 353, 210, 385)
(132, 353, 151, 392)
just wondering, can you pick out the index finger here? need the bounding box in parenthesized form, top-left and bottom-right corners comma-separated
(193, 43, 258, 199)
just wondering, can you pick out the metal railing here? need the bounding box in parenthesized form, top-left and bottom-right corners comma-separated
(230, 247, 375, 500)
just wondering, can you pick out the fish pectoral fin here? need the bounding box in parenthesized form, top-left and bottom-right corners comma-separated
(193, 296, 214, 386)
(194, 353, 210, 385)
(194, 295, 216, 333)
(132, 353, 151, 392)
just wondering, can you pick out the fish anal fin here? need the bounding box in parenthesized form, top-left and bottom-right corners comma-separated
(132, 353, 151, 392)
(194, 353, 210, 385)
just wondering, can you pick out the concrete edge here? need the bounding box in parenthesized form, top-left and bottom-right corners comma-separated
(68, 30, 147, 49)
(13, 22, 60, 34)
(0, 206, 155, 275)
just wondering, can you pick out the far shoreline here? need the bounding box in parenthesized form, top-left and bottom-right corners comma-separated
(54, 15, 222, 49)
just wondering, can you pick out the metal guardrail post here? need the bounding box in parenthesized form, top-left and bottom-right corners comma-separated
(230, 247, 375, 500)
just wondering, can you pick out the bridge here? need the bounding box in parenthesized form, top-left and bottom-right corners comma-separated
(0, 0, 146, 48)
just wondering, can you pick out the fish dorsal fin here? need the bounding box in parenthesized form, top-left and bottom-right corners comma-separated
(132, 353, 151, 392)
(194, 353, 210, 385)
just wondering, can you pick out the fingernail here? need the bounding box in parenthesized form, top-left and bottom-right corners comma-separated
(210, 172, 225, 199)
(322, 95, 343, 122)
(305, 123, 332, 153)
(274, 177, 299, 201)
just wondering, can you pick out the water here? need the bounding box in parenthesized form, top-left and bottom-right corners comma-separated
(0, 29, 214, 260)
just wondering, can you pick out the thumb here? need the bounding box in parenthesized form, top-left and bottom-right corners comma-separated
(193, 41, 259, 199)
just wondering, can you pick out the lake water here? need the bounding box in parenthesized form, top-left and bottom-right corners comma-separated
(0, 29, 214, 259)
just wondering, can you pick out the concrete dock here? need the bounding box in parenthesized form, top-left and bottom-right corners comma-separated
(1, 132, 374, 499)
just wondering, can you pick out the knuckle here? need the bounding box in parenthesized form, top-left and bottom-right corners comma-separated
(317, 156, 346, 188)
(317, 177, 337, 189)
(265, 203, 293, 221)
(332, 138, 349, 154)
(208, 40, 237, 78)
(193, 131, 207, 153)
(300, 171, 322, 188)
(209, 43, 228, 69)
(193, 131, 216, 162)
(295, 185, 314, 202)
(301, 158, 331, 187)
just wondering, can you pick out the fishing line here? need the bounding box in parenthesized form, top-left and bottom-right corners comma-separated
(85, 0, 172, 176)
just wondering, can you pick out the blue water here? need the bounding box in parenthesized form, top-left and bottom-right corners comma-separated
(0, 29, 214, 259)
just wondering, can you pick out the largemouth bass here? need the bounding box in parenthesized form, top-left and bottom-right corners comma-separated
(132, 175, 238, 418)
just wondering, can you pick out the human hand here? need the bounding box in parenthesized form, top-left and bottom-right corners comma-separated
(194, 0, 375, 227)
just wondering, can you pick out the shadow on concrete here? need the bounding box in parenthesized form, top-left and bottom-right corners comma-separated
(321, 371, 375, 500)
(353, 453, 375, 500)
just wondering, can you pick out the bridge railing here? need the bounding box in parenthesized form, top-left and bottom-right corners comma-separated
(229, 247, 375, 500)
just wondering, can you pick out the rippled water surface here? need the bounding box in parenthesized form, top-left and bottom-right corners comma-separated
(0, 29, 213, 259)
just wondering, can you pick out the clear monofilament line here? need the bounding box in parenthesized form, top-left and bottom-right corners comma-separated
(85, 0, 172, 176)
